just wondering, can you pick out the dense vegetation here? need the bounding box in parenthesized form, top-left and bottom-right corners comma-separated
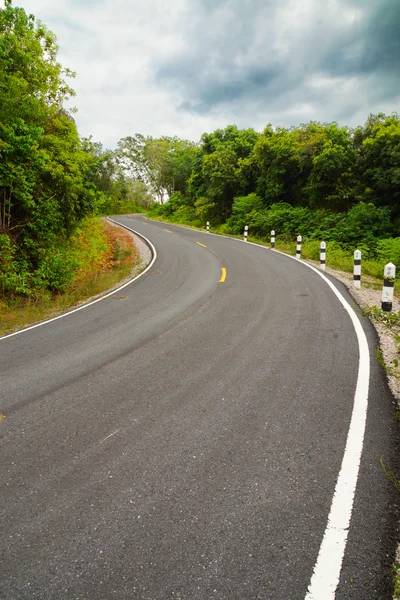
(0, 1, 143, 298)
(147, 119, 400, 269)
(2, 0, 400, 303)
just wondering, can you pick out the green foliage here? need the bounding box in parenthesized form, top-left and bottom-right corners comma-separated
(145, 116, 400, 250)
(376, 238, 400, 267)
(81, 138, 153, 215)
(117, 134, 198, 204)
(226, 193, 264, 233)
(0, 2, 105, 298)
(149, 192, 201, 226)
(194, 196, 217, 223)
(0, 0, 75, 127)
(337, 202, 392, 249)
(354, 114, 400, 221)
(186, 125, 261, 221)
(0, 233, 26, 294)
(0, 217, 108, 297)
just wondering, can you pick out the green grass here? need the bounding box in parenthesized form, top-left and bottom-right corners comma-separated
(0, 218, 141, 336)
(393, 563, 400, 599)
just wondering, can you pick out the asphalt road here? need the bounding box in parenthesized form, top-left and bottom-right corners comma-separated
(0, 215, 399, 600)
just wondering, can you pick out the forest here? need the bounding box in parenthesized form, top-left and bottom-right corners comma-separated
(145, 118, 400, 263)
(1, 0, 400, 300)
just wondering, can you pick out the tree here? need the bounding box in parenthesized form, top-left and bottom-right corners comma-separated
(253, 122, 356, 211)
(0, 0, 75, 126)
(117, 135, 198, 203)
(201, 146, 239, 220)
(354, 114, 400, 219)
(0, 1, 101, 295)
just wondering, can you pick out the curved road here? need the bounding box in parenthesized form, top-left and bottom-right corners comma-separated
(0, 216, 398, 599)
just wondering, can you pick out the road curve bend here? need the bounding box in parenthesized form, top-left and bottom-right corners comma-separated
(0, 215, 398, 600)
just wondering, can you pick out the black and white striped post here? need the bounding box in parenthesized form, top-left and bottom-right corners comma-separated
(206, 221, 210, 233)
(382, 262, 396, 312)
(244, 225, 248, 242)
(320, 241, 326, 271)
(271, 230, 275, 249)
(353, 250, 361, 289)
(296, 235, 302, 259)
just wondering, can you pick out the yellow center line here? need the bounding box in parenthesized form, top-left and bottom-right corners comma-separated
(100, 429, 120, 444)
(219, 268, 227, 283)
(164, 228, 173, 233)
(196, 242, 207, 248)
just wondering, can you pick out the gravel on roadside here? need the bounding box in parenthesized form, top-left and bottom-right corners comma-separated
(304, 258, 400, 401)
(104, 217, 153, 281)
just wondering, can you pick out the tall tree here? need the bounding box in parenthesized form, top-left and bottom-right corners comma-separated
(117, 135, 197, 203)
(0, 1, 101, 294)
(354, 113, 400, 218)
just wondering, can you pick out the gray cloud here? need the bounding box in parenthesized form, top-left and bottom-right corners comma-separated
(153, 0, 400, 124)
(155, 0, 282, 107)
(321, 0, 400, 77)
(175, 65, 280, 113)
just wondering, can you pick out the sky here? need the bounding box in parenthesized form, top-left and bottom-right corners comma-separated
(14, 0, 400, 149)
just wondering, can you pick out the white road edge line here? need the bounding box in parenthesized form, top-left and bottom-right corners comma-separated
(0, 218, 157, 341)
(146, 218, 370, 598)
(273, 250, 370, 599)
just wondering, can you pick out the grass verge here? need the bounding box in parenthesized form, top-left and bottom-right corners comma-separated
(0, 218, 141, 336)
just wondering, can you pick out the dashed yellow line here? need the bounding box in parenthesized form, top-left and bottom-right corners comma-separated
(100, 429, 120, 444)
(164, 229, 173, 233)
(196, 242, 207, 248)
(219, 268, 227, 283)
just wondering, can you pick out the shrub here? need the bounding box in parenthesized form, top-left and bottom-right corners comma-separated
(338, 202, 392, 249)
(376, 238, 400, 268)
(226, 194, 263, 233)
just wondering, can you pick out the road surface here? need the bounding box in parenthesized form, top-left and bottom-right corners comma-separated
(0, 215, 398, 599)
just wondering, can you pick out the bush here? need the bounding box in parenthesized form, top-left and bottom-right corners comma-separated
(170, 205, 201, 226)
(0, 217, 113, 298)
(0, 234, 32, 295)
(376, 238, 400, 267)
(226, 194, 263, 233)
(337, 202, 392, 249)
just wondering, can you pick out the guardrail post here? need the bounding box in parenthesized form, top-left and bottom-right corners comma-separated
(296, 235, 302, 259)
(244, 225, 248, 242)
(206, 221, 210, 233)
(382, 262, 396, 312)
(320, 241, 326, 271)
(353, 250, 361, 289)
(271, 230, 275, 249)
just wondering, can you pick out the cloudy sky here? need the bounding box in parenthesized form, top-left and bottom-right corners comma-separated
(15, 0, 400, 149)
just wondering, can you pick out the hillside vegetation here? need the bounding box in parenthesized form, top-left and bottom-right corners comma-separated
(147, 119, 400, 278)
(0, 1, 142, 301)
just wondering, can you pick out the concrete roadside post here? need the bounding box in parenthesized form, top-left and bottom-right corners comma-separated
(244, 225, 248, 242)
(320, 241, 326, 271)
(271, 230, 275, 249)
(353, 250, 362, 289)
(382, 262, 396, 312)
(296, 235, 302, 259)
(206, 221, 210, 233)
